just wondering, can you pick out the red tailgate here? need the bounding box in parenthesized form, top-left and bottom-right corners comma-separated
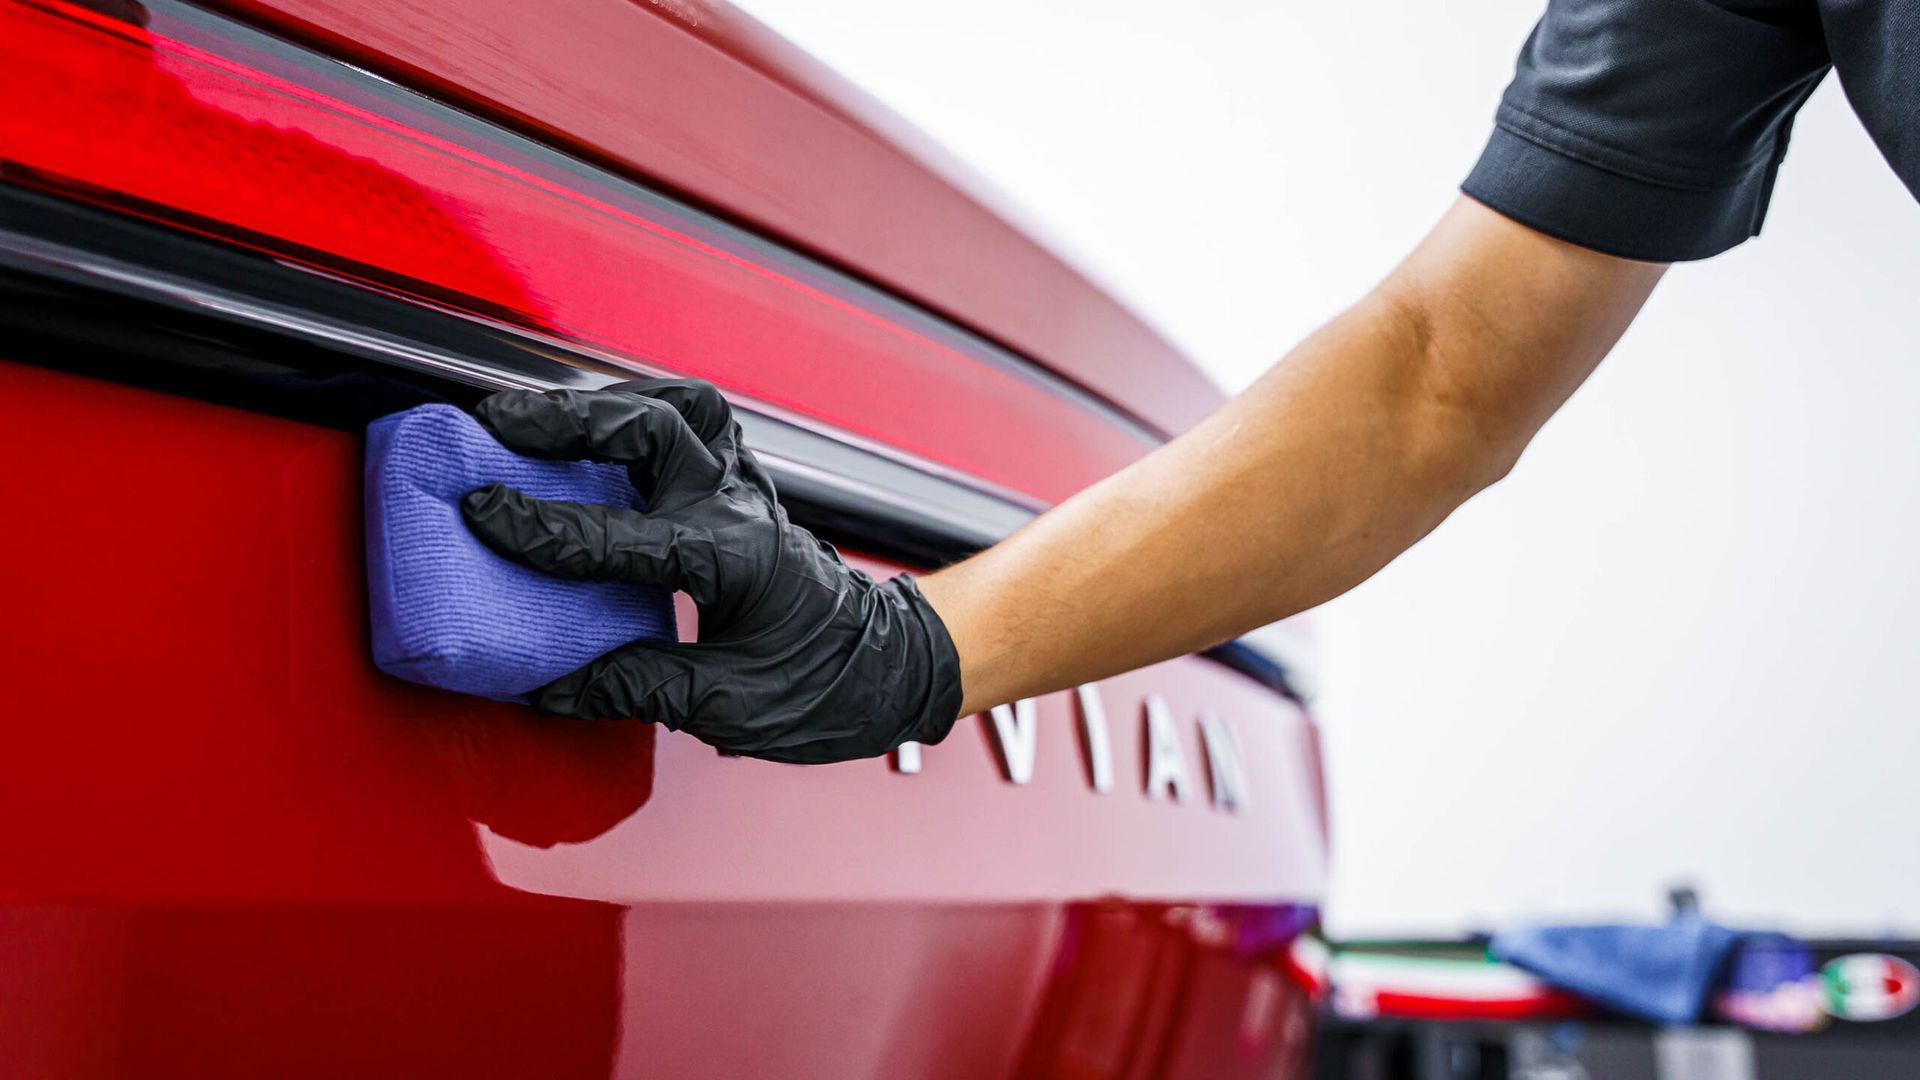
(0, 0, 1327, 1075)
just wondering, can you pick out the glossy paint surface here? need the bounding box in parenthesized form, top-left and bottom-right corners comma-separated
(2, 0, 1325, 1072)
(0, 361, 1324, 1074)
(209, 0, 1223, 438)
(0, 361, 1326, 901)
(0, 0, 1150, 505)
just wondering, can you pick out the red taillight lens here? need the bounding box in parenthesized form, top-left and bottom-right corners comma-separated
(0, 0, 1153, 503)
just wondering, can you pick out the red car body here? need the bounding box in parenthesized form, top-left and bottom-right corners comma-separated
(0, 0, 1328, 1076)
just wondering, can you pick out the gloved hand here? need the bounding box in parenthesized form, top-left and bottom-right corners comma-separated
(459, 379, 965, 764)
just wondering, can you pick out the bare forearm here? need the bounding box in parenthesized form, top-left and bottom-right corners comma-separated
(918, 197, 1664, 713)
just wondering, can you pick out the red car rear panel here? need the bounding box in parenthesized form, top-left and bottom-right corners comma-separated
(206, 0, 1223, 437)
(2, 0, 1148, 504)
(0, 0, 1326, 1075)
(0, 352, 1322, 1076)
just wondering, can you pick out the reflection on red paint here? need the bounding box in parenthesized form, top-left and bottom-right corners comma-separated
(0, 0, 1154, 502)
(0, 2, 1321, 1073)
(1015, 902, 1318, 1079)
(0, 332, 1322, 1078)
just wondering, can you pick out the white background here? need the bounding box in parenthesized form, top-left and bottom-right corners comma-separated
(733, 0, 1920, 937)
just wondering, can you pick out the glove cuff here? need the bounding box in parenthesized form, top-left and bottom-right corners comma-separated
(888, 573, 966, 750)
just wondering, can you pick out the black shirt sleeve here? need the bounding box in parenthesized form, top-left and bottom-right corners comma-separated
(1464, 0, 1833, 262)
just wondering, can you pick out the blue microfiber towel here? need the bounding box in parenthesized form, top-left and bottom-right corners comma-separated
(364, 403, 676, 701)
(1490, 916, 1760, 1024)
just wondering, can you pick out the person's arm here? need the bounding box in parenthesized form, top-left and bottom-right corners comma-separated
(453, 0, 1828, 762)
(920, 195, 1666, 713)
(458, 196, 1663, 762)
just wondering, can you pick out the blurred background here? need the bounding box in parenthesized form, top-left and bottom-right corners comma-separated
(734, 0, 1920, 940)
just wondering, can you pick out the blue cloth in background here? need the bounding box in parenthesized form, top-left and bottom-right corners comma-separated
(364, 404, 676, 701)
(1490, 916, 1758, 1024)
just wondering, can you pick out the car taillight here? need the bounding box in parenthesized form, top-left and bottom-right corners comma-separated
(0, 0, 1154, 503)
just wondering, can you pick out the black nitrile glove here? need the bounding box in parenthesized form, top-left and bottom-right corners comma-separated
(459, 379, 964, 764)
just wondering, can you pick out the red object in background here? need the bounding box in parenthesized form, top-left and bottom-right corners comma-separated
(0, 0, 1325, 1074)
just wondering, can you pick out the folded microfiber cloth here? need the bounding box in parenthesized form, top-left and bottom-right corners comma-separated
(1490, 916, 1777, 1024)
(364, 403, 676, 701)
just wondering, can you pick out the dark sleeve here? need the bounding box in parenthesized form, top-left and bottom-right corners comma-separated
(1463, 0, 1832, 261)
